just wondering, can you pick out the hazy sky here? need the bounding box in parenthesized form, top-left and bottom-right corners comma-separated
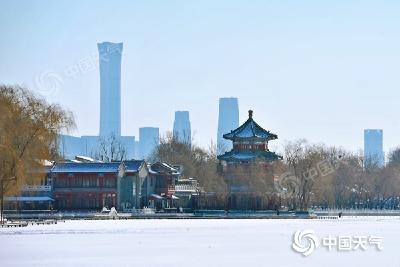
(1, 0, 399, 155)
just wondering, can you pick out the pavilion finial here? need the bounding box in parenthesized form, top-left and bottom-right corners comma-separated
(248, 110, 253, 119)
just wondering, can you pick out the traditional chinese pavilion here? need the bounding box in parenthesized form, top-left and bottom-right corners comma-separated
(218, 110, 282, 163)
(218, 110, 282, 210)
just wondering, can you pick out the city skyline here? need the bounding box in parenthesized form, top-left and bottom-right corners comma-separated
(1, 1, 399, 154)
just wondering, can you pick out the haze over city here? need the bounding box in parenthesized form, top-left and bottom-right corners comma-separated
(1, 0, 399, 154)
(3, 2, 400, 267)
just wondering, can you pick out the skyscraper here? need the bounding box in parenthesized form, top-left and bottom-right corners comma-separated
(364, 129, 384, 167)
(139, 127, 160, 160)
(173, 111, 191, 144)
(58, 42, 135, 160)
(217, 97, 239, 154)
(98, 42, 123, 138)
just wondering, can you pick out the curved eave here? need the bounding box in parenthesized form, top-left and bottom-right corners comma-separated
(223, 134, 278, 142)
(222, 118, 278, 141)
(217, 150, 283, 162)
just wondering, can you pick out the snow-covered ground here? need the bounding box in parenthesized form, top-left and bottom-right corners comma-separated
(0, 217, 399, 267)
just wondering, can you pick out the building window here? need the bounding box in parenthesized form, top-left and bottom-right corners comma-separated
(83, 178, 90, 187)
(104, 178, 115, 188)
(89, 178, 97, 187)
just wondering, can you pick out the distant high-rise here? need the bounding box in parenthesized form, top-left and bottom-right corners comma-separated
(364, 129, 384, 167)
(173, 111, 191, 144)
(217, 97, 239, 154)
(139, 127, 160, 160)
(98, 42, 123, 137)
(58, 42, 136, 160)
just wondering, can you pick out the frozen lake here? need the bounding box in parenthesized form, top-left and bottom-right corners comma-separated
(0, 217, 399, 267)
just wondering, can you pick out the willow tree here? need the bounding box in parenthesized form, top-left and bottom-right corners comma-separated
(0, 85, 74, 223)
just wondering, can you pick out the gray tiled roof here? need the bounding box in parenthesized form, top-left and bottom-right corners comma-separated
(217, 150, 282, 162)
(52, 161, 146, 173)
(52, 162, 122, 173)
(124, 160, 145, 173)
(223, 114, 277, 141)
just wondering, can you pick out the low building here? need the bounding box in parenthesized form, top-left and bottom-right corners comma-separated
(4, 162, 54, 211)
(51, 161, 153, 211)
(52, 162, 123, 210)
(174, 178, 200, 209)
(119, 160, 149, 210)
(148, 162, 178, 210)
(7, 160, 203, 212)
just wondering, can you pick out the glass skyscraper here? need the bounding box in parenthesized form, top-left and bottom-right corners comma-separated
(139, 127, 160, 160)
(217, 97, 239, 155)
(59, 42, 136, 160)
(173, 111, 191, 144)
(364, 129, 384, 167)
(98, 42, 123, 138)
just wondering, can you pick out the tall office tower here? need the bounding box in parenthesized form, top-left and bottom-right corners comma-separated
(139, 127, 160, 160)
(58, 42, 136, 160)
(173, 111, 191, 144)
(364, 129, 384, 167)
(217, 97, 239, 155)
(98, 42, 123, 138)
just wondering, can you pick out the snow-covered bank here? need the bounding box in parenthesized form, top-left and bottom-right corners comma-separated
(0, 218, 399, 267)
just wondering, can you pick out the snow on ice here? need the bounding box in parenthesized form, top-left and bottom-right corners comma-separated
(0, 217, 399, 267)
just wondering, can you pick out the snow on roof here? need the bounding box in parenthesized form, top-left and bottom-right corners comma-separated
(217, 150, 283, 162)
(161, 163, 177, 172)
(148, 169, 159, 175)
(52, 162, 122, 173)
(150, 162, 179, 174)
(123, 160, 145, 173)
(149, 194, 164, 200)
(42, 160, 54, 166)
(74, 156, 99, 162)
(5, 196, 54, 202)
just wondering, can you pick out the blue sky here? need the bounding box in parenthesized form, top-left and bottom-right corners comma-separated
(0, 0, 399, 155)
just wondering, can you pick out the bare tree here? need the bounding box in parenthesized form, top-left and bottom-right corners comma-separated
(150, 133, 227, 201)
(93, 133, 127, 162)
(281, 141, 347, 210)
(388, 147, 400, 167)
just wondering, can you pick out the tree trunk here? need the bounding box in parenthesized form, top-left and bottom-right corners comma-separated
(0, 179, 4, 225)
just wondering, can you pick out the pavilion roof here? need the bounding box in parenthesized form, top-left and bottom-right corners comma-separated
(217, 150, 283, 162)
(223, 110, 277, 141)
